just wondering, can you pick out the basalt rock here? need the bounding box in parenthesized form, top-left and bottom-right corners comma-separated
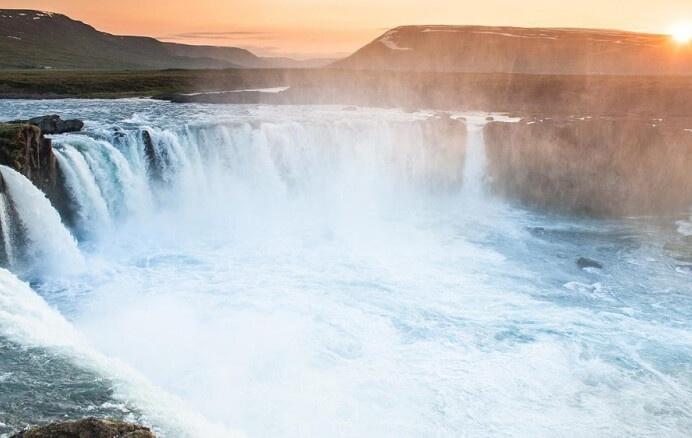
(0, 123, 52, 186)
(141, 130, 163, 183)
(577, 257, 603, 270)
(0, 121, 74, 224)
(7, 115, 84, 135)
(11, 418, 155, 438)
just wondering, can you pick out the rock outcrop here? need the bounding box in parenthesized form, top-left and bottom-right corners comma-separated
(141, 130, 160, 182)
(7, 115, 84, 135)
(0, 123, 54, 189)
(484, 116, 692, 216)
(0, 116, 81, 223)
(11, 418, 155, 438)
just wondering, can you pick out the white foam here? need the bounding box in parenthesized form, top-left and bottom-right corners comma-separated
(54, 146, 112, 237)
(0, 267, 242, 438)
(0, 166, 84, 277)
(677, 219, 692, 236)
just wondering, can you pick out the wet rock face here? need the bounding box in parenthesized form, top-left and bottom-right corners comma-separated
(0, 121, 76, 225)
(11, 418, 155, 438)
(141, 130, 161, 182)
(484, 117, 692, 217)
(577, 257, 603, 270)
(0, 123, 50, 183)
(7, 115, 84, 135)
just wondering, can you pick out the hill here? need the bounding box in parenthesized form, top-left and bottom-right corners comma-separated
(0, 9, 325, 70)
(333, 25, 692, 75)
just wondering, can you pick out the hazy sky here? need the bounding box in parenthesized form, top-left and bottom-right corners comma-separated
(2, 0, 692, 58)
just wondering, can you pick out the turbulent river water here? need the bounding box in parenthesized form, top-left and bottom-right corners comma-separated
(0, 99, 691, 437)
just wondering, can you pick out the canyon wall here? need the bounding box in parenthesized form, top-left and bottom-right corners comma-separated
(484, 117, 692, 216)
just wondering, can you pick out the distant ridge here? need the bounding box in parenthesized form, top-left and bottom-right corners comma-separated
(0, 9, 328, 70)
(333, 25, 692, 75)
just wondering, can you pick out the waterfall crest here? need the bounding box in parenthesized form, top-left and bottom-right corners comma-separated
(49, 118, 472, 234)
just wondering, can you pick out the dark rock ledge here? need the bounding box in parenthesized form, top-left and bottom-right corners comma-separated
(11, 418, 155, 438)
(0, 115, 83, 223)
(6, 115, 84, 135)
(0, 115, 83, 186)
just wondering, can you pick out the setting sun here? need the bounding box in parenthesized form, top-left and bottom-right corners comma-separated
(671, 23, 692, 43)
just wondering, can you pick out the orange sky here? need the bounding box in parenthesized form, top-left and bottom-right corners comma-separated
(1, 0, 692, 58)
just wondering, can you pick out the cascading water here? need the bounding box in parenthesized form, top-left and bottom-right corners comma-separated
(0, 267, 240, 437)
(461, 119, 488, 195)
(53, 134, 152, 223)
(51, 115, 469, 236)
(0, 191, 16, 268)
(0, 100, 689, 438)
(54, 145, 112, 237)
(0, 166, 84, 277)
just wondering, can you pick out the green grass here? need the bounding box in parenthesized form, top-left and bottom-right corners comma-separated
(2, 68, 692, 117)
(0, 69, 294, 98)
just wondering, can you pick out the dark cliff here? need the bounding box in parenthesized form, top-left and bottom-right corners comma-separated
(0, 115, 83, 221)
(484, 117, 692, 216)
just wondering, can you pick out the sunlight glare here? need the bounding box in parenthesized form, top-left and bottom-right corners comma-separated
(671, 23, 692, 44)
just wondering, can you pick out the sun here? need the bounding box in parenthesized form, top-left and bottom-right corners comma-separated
(671, 23, 692, 44)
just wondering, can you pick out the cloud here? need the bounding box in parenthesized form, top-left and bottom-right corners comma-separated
(161, 31, 277, 41)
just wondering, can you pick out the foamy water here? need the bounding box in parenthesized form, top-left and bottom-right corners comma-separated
(0, 100, 690, 437)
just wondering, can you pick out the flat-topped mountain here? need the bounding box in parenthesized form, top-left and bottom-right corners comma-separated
(333, 25, 692, 75)
(0, 9, 325, 70)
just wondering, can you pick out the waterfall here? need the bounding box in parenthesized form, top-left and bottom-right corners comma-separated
(462, 119, 488, 196)
(54, 145, 112, 237)
(54, 135, 152, 221)
(48, 119, 470, 230)
(0, 166, 85, 277)
(0, 192, 16, 268)
(0, 114, 480, 276)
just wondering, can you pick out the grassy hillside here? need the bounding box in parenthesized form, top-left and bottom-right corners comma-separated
(0, 9, 324, 70)
(0, 10, 246, 70)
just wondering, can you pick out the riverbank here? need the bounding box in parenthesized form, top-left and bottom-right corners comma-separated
(2, 69, 692, 117)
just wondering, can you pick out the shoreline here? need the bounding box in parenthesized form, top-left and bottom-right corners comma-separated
(2, 69, 692, 117)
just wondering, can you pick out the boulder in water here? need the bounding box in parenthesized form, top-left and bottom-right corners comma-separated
(11, 418, 155, 438)
(7, 115, 84, 135)
(577, 257, 603, 270)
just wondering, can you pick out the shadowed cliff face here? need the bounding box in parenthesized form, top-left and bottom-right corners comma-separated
(0, 117, 83, 226)
(0, 124, 53, 188)
(484, 117, 692, 216)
